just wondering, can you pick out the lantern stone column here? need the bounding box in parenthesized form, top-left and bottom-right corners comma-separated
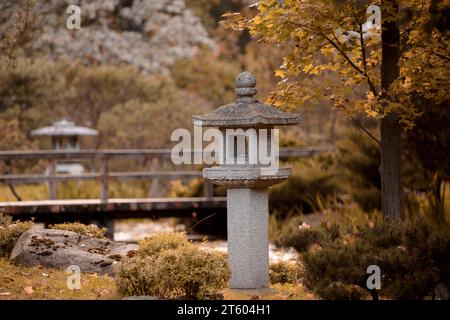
(227, 188, 269, 288)
(193, 72, 300, 289)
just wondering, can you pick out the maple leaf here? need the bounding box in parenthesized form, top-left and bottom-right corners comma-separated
(24, 285, 34, 295)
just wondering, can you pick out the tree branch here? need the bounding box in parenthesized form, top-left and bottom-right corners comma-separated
(335, 103, 381, 145)
(357, 22, 379, 97)
(288, 21, 369, 79)
(1, 161, 22, 201)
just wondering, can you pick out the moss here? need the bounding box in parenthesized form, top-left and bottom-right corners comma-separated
(49, 222, 107, 239)
(115, 232, 230, 299)
(0, 214, 33, 257)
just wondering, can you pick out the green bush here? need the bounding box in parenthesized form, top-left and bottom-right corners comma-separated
(115, 232, 230, 299)
(49, 222, 106, 239)
(0, 214, 33, 257)
(269, 262, 302, 285)
(301, 220, 450, 300)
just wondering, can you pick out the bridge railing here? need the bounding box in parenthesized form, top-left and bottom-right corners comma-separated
(0, 147, 334, 202)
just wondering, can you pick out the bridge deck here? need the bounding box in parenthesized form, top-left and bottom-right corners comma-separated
(0, 197, 227, 222)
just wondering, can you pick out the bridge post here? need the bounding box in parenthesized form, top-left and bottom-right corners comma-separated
(48, 159, 57, 200)
(100, 157, 109, 203)
(148, 157, 161, 197)
(204, 180, 213, 199)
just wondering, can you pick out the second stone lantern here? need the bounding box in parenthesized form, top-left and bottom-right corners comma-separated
(193, 71, 300, 289)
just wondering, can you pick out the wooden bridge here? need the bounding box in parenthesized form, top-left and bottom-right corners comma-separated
(0, 147, 334, 223)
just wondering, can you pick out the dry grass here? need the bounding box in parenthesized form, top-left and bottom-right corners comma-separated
(0, 257, 315, 300)
(0, 258, 118, 300)
(222, 283, 316, 300)
(0, 181, 151, 202)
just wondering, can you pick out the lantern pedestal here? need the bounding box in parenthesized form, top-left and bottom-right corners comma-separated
(227, 188, 269, 289)
(203, 165, 292, 289)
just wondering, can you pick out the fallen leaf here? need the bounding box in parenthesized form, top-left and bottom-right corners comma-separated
(24, 286, 34, 295)
(306, 293, 315, 299)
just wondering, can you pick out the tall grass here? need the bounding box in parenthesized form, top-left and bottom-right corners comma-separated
(0, 181, 155, 201)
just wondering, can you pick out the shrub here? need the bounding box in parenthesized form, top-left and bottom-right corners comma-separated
(115, 232, 230, 299)
(49, 222, 106, 239)
(301, 220, 450, 300)
(269, 262, 302, 285)
(0, 213, 12, 226)
(0, 214, 34, 257)
(301, 240, 372, 300)
(274, 216, 341, 252)
(137, 232, 190, 257)
(274, 216, 324, 252)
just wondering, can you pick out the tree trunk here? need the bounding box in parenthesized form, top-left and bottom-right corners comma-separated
(380, 115, 403, 219)
(369, 289, 379, 301)
(380, 0, 404, 220)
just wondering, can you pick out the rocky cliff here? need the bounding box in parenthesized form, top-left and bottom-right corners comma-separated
(1, 0, 216, 74)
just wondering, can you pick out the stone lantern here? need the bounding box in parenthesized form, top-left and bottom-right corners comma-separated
(193, 71, 300, 289)
(31, 119, 98, 152)
(31, 119, 98, 175)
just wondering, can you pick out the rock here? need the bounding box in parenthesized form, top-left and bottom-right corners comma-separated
(0, 0, 216, 74)
(10, 229, 138, 275)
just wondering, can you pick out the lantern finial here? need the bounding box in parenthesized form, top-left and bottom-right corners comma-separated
(235, 71, 257, 100)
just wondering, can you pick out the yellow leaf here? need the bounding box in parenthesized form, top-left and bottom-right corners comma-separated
(24, 285, 34, 295)
(275, 69, 286, 78)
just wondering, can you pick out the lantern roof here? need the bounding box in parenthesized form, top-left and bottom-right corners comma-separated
(31, 119, 98, 137)
(193, 71, 300, 128)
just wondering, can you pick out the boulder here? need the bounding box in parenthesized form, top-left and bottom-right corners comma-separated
(10, 229, 138, 275)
